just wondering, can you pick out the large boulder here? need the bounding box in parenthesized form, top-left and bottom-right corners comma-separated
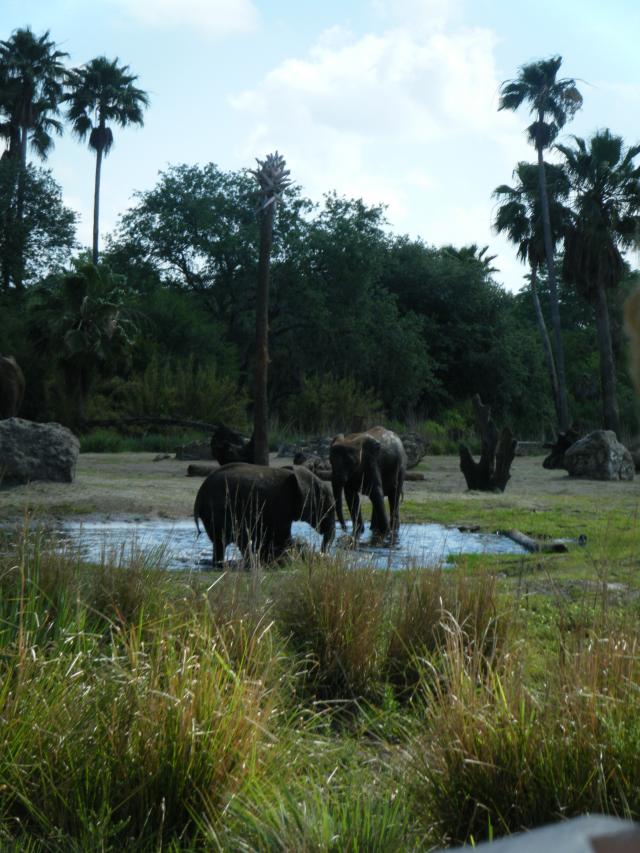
(564, 429, 634, 481)
(398, 432, 428, 469)
(0, 418, 80, 483)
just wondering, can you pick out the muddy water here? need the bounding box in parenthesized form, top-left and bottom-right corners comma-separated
(58, 519, 527, 571)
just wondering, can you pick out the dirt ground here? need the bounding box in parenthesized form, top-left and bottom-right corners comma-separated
(1, 451, 638, 524)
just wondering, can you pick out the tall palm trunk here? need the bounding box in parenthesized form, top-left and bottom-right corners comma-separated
(12, 126, 30, 289)
(253, 199, 275, 466)
(594, 280, 621, 436)
(537, 117, 570, 432)
(530, 265, 560, 424)
(92, 144, 103, 265)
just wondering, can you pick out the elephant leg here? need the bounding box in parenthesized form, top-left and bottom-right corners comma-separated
(368, 483, 390, 537)
(346, 487, 364, 538)
(213, 528, 226, 568)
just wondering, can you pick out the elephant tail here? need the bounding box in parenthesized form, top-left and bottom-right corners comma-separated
(193, 491, 203, 537)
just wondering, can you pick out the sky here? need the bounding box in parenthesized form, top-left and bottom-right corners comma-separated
(2, 0, 640, 292)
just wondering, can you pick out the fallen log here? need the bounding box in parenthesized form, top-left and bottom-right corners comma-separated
(501, 529, 568, 554)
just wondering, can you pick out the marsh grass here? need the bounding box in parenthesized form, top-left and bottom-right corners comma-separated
(0, 529, 286, 849)
(385, 568, 509, 697)
(3, 524, 640, 849)
(408, 605, 640, 846)
(275, 555, 391, 702)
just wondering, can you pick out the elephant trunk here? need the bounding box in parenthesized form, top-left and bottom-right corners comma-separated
(331, 476, 347, 531)
(369, 484, 390, 536)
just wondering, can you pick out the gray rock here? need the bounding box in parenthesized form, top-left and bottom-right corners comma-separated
(564, 429, 634, 481)
(398, 432, 428, 469)
(626, 438, 640, 472)
(0, 418, 79, 483)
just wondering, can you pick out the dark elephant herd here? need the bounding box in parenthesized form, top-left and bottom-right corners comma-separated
(195, 426, 407, 567)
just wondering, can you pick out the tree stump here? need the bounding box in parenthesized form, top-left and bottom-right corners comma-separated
(459, 394, 516, 491)
(210, 424, 255, 465)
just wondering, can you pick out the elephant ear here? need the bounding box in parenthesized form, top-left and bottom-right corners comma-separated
(362, 436, 382, 460)
(284, 468, 306, 518)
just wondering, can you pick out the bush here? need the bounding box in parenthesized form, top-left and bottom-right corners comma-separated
(86, 353, 249, 429)
(284, 374, 383, 435)
(384, 570, 508, 697)
(275, 556, 390, 701)
(80, 428, 209, 453)
(408, 617, 640, 846)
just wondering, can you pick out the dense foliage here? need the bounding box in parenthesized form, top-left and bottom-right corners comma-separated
(1, 27, 639, 439)
(1, 158, 638, 437)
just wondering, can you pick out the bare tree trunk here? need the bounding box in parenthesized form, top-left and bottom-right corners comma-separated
(594, 280, 620, 436)
(537, 124, 570, 432)
(459, 394, 516, 492)
(253, 201, 274, 466)
(12, 127, 30, 289)
(530, 265, 560, 424)
(92, 147, 103, 266)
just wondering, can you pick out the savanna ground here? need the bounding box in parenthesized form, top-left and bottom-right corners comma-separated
(1, 450, 640, 850)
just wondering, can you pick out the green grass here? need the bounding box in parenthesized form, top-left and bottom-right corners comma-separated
(80, 429, 209, 453)
(3, 524, 640, 849)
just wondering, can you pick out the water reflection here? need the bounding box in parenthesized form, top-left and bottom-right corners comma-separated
(58, 518, 527, 571)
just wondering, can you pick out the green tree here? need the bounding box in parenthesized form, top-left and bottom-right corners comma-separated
(499, 56, 582, 432)
(249, 152, 291, 465)
(0, 160, 77, 288)
(0, 27, 68, 287)
(557, 130, 640, 435)
(30, 262, 139, 423)
(65, 56, 148, 264)
(493, 161, 572, 423)
(0, 27, 67, 165)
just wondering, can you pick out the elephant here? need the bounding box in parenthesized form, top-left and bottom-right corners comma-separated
(0, 356, 25, 419)
(329, 426, 407, 539)
(194, 462, 336, 566)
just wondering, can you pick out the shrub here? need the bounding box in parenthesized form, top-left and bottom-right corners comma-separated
(275, 556, 390, 701)
(86, 353, 249, 428)
(408, 617, 640, 846)
(0, 531, 284, 849)
(284, 374, 383, 434)
(384, 569, 508, 697)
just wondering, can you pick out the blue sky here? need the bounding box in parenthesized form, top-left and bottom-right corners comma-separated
(2, 0, 640, 291)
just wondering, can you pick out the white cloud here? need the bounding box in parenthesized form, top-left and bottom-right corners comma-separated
(107, 0, 258, 36)
(230, 17, 530, 288)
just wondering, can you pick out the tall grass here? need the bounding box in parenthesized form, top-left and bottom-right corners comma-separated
(407, 611, 640, 846)
(0, 534, 286, 849)
(4, 526, 640, 849)
(275, 556, 391, 702)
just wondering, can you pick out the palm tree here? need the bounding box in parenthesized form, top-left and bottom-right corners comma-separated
(30, 262, 139, 424)
(493, 161, 572, 424)
(0, 28, 67, 288)
(499, 56, 583, 432)
(557, 130, 640, 436)
(65, 57, 149, 264)
(0, 27, 67, 165)
(249, 152, 291, 466)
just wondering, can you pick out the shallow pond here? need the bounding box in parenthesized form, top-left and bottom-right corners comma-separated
(58, 518, 527, 571)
